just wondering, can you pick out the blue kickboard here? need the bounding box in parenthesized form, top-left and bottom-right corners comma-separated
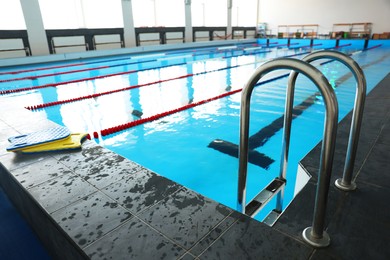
(6, 126, 71, 151)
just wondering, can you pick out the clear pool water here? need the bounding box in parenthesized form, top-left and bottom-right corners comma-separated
(1, 39, 389, 221)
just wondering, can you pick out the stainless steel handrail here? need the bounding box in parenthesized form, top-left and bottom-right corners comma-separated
(238, 58, 338, 247)
(286, 50, 366, 247)
(289, 50, 366, 191)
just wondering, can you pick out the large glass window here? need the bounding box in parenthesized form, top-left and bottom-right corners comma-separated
(39, 0, 81, 29)
(232, 0, 257, 26)
(0, 0, 26, 29)
(132, 0, 185, 27)
(38, 0, 123, 29)
(192, 0, 227, 27)
(81, 0, 123, 28)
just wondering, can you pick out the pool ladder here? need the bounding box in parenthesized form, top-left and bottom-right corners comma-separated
(237, 50, 366, 247)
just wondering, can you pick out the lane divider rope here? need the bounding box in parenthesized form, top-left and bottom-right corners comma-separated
(89, 73, 290, 139)
(26, 50, 316, 110)
(0, 42, 261, 76)
(1, 48, 276, 95)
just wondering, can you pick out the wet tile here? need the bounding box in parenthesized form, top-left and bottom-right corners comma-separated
(10, 157, 73, 189)
(190, 211, 241, 256)
(84, 217, 185, 260)
(199, 214, 313, 259)
(54, 144, 143, 189)
(53, 142, 118, 164)
(138, 188, 233, 250)
(28, 173, 98, 213)
(103, 169, 181, 215)
(52, 191, 133, 248)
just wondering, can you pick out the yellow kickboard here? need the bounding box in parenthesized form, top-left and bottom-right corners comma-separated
(20, 133, 88, 153)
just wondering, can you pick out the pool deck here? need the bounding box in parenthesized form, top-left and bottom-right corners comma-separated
(0, 72, 389, 259)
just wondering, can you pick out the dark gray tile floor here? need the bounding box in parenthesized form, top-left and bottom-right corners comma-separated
(0, 72, 389, 259)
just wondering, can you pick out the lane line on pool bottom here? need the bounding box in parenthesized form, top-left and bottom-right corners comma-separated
(88, 73, 290, 139)
(208, 93, 319, 169)
(207, 43, 384, 169)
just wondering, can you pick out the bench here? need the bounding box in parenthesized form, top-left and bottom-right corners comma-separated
(0, 38, 30, 58)
(92, 34, 124, 50)
(51, 36, 89, 54)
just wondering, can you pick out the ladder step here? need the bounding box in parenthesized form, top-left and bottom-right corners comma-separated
(263, 209, 282, 227)
(245, 178, 286, 217)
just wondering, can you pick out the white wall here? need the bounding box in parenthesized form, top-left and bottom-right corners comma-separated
(259, 0, 390, 35)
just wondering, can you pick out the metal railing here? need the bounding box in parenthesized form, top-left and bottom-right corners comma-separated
(295, 51, 365, 191)
(288, 50, 366, 247)
(237, 58, 339, 247)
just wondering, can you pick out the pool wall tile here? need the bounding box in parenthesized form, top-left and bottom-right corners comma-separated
(0, 163, 89, 260)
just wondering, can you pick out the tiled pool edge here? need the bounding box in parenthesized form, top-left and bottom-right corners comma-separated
(0, 96, 314, 259)
(0, 138, 313, 259)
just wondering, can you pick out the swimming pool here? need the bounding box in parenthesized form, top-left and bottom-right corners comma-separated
(1, 39, 389, 221)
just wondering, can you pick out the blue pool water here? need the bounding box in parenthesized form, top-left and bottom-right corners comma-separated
(1, 39, 390, 221)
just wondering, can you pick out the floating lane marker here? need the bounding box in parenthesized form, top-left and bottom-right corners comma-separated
(93, 88, 243, 139)
(26, 50, 313, 110)
(0, 58, 160, 83)
(1, 49, 273, 95)
(157, 54, 193, 61)
(89, 43, 376, 140)
(244, 47, 263, 52)
(0, 62, 187, 95)
(217, 45, 238, 50)
(89, 73, 292, 139)
(0, 56, 136, 76)
(288, 43, 323, 49)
